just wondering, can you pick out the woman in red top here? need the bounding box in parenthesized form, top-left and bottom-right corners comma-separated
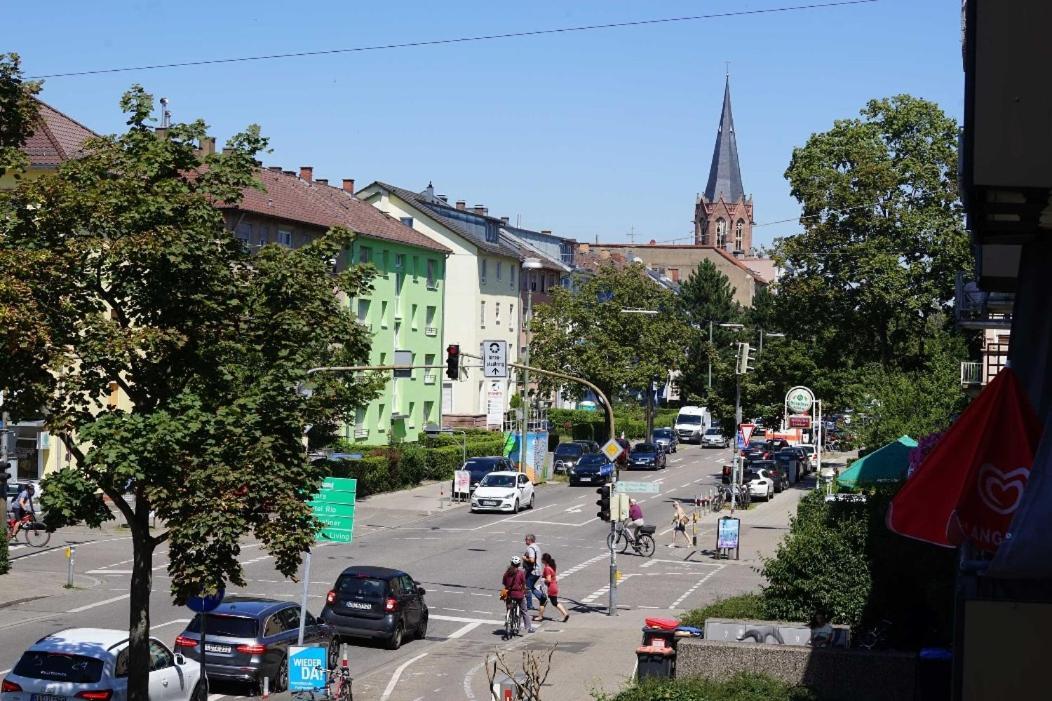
(502, 556, 534, 634)
(535, 553, 570, 623)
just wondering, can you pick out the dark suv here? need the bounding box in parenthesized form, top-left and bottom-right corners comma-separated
(175, 596, 336, 694)
(553, 442, 586, 474)
(451, 456, 514, 497)
(321, 566, 428, 650)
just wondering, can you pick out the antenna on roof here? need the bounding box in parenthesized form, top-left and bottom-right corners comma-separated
(159, 97, 171, 128)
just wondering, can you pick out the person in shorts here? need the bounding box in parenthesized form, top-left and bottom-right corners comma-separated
(534, 553, 570, 623)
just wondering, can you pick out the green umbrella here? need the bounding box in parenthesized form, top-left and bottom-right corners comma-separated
(837, 435, 918, 488)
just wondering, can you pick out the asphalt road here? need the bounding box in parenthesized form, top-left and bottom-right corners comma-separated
(0, 442, 792, 700)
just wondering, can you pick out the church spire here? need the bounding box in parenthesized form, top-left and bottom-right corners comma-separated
(703, 76, 745, 203)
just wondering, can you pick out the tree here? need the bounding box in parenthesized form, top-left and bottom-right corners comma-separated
(0, 87, 381, 700)
(0, 53, 40, 179)
(776, 95, 971, 372)
(529, 264, 689, 406)
(677, 260, 742, 410)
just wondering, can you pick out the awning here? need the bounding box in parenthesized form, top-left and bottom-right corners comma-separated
(836, 435, 917, 488)
(887, 367, 1042, 552)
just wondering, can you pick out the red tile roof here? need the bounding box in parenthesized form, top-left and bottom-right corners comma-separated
(227, 169, 450, 253)
(22, 99, 98, 167)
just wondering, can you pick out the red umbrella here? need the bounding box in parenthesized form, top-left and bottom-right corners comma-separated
(887, 367, 1042, 552)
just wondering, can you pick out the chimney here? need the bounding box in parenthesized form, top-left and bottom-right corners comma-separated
(267, 166, 282, 172)
(541, 230, 552, 235)
(437, 194, 448, 203)
(198, 136, 216, 156)
(316, 178, 328, 186)
(474, 204, 485, 215)
(500, 216, 509, 225)
(482, 207, 489, 216)
(299, 166, 313, 183)
(283, 170, 295, 177)
(649, 239, 656, 245)
(456, 200, 466, 210)
(342, 178, 355, 193)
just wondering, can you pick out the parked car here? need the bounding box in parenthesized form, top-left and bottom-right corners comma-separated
(651, 428, 677, 454)
(774, 449, 804, 484)
(629, 443, 666, 470)
(749, 459, 782, 491)
(765, 439, 791, 453)
(320, 566, 428, 650)
(470, 471, 535, 512)
(745, 468, 776, 501)
(701, 428, 729, 449)
(2, 627, 204, 701)
(450, 456, 514, 497)
(569, 453, 614, 486)
(572, 440, 601, 453)
(553, 442, 586, 474)
(797, 444, 818, 471)
(175, 596, 336, 694)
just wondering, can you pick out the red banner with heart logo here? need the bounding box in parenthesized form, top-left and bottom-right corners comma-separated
(887, 367, 1042, 552)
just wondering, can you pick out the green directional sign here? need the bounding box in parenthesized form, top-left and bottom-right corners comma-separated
(319, 527, 353, 543)
(309, 501, 356, 517)
(321, 477, 358, 493)
(316, 514, 355, 530)
(313, 478, 357, 543)
(311, 490, 357, 506)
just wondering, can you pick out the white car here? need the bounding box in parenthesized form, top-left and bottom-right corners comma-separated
(701, 428, 729, 449)
(1, 628, 205, 701)
(746, 469, 776, 501)
(798, 444, 818, 470)
(470, 471, 535, 513)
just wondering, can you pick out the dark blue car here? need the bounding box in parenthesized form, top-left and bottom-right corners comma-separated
(629, 442, 666, 470)
(568, 453, 613, 486)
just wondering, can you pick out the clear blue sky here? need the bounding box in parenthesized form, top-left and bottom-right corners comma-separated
(5, 0, 963, 249)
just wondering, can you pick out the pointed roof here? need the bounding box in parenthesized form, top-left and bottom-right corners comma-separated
(22, 99, 99, 167)
(703, 77, 745, 203)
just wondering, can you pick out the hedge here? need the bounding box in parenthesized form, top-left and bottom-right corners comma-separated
(0, 531, 8, 575)
(548, 407, 680, 442)
(593, 672, 818, 701)
(679, 593, 766, 630)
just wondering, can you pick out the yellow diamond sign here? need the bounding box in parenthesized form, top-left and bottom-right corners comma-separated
(601, 439, 623, 462)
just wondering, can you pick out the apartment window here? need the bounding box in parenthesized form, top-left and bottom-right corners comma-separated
(359, 246, 372, 264)
(424, 400, 434, 422)
(530, 272, 536, 292)
(381, 250, 389, 276)
(509, 304, 514, 328)
(735, 220, 744, 251)
(378, 403, 385, 423)
(408, 402, 415, 425)
(412, 256, 419, 281)
(278, 229, 292, 248)
(235, 221, 252, 246)
(425, 353, 436, 367)
(395, 253, 405, 270)
(669, 268, 680, 282)
(497, 262, 503, 280)
(495, 302, 501, 326)
(357, 299, 371, 323)
(426, 259, 437, 289)
(480, 258, 488, 281)
(716, 218, 727, 248)
(510, 265, 516, 287)
(481, 300, 486, 327)
(380, 300, 389, 327)
(354, 407, 366, 430)
(410, 303, 418, 329)
(540, 274, 546, 293)
(400, 216, 414, 228)
(426, 305, 436, 327)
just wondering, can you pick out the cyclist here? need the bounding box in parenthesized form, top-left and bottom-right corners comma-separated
(625, 498, 644, 543)
(502, 556, 534, 635)
(12, 484, 34, 522)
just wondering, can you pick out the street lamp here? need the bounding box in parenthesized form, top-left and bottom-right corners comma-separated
(759, 331, 785, 355)
(520, 257, 544, 474)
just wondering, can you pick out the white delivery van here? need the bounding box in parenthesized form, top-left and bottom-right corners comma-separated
(674, 406, 711, 444)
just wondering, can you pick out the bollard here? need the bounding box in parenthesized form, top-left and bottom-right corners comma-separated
(439, 485, 446, 509)
(65, 546, 75, 588)
(262, 675, 269, 699)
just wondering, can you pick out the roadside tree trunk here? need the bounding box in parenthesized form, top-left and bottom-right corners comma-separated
(127, 503, 155, 701)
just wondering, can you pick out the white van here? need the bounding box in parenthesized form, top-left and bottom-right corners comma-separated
(674, 406, 710, 444)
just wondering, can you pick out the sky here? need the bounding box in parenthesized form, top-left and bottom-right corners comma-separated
(5, 0, 964, 249)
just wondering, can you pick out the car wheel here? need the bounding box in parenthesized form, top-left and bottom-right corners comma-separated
(767, 486, 773, 501)
(416, 614, 429, 640)
(529, 493, 535, 509)
(274, 654, 289, 692)
(387, 621, 405, 650)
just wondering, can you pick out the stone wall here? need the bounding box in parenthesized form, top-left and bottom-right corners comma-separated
(676, 638, 916, 701)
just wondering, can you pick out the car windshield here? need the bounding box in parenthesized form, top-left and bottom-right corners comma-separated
(634, 444, 656, 453)
(704, 429, 722, 436)
(800, 446, 815, 454)
(677, 415, 701, 424)
(579, 455, 606, 466)
(336, 576, 387, 602)
(744, 470, 760, 481)
(653, 429, 671, 438)
(14, 651, 105, 683)
(479, 474, 516, 488)
(555, 444, 583, 456)
(187, 614, 259, 638)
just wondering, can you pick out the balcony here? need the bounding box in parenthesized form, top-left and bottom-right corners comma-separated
(354, 427, 369, 439)
(424, 371, 436, 385)
(961, 361, 983, 389)
(425, 326, 438, 337)
(954, 273, 1013, 330)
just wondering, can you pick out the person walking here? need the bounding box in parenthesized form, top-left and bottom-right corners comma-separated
(534, 553, 570, 623)
(669, 502, 691, 548)
(502, 556, 533, 635)
(522, 533, 546, 611)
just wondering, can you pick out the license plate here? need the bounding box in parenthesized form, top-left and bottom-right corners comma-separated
(578, 476, 591, 482)
(32, 695, 68, 701)
(482, 500, 498, 506)
(204, 643, 231, 653)
(345, 601, 371, 609)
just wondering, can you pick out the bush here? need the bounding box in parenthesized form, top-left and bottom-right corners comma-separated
(0, 530, 8, 574)
(679, 593, 765, 629)
(594, 672, 818, 701)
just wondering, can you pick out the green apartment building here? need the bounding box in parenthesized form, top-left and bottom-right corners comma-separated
(222, 167, 449, 445)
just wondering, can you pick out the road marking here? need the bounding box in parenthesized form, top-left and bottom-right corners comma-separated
(581, 573, 638, 604)
(86, 570, 134, 575)
(668, 565, 725, 609)
(447, 621, 482, 639)
(153, 618, 191, 629)
(380, 651, 429, 701)
(69, 594, 130, 613)
(207, 694, 226, 701)
(558, 553, 608, 580)
(430, 613, 504, 625)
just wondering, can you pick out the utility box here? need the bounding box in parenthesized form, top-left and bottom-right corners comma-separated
(491, 673, 526, 700)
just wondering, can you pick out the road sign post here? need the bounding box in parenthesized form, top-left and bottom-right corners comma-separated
(482, 340, 508, 378)
(299, 478, 357, 644)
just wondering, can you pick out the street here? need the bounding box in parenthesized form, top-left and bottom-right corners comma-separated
(0, 443, 808, 700)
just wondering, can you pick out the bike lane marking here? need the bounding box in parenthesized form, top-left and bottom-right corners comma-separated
(380, 652, 429, 701)
(668, 564, 725, 609)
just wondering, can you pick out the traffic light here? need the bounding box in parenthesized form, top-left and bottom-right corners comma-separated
(596, 485, 611, 521)
(445, 344, 460, 380)
(735, 342, 756, 375)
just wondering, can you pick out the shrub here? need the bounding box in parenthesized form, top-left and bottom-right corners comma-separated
(593, 672, 818, 701)
(679, 593, 765, 629)
(0, 531, 8, 575)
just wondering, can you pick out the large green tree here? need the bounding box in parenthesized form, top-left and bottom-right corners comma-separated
(0, 87, 381, 700)
(677, 259, 742, 408)
(776, 94, 971, 372)
(530, 264, 689, 406)
(0, 53, 39, 179)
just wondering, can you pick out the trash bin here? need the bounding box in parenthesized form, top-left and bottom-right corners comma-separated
(636, 645, 676, 680)
(916, 647, 952, 701)
(640, 626, 678, 650)
(491, 673, 525, 700)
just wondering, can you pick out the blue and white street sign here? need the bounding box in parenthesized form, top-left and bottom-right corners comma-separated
(187, 588, 225, 613)
(736, 430, 746, 450)
(289, 646, 328, 691)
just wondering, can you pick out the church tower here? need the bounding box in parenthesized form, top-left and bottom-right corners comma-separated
(694, 77, 753, 254)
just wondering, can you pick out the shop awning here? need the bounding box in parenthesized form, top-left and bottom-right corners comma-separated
(836, 435, 917, 488)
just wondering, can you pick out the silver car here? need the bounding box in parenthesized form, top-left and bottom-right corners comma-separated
(701, 428, 729, 449)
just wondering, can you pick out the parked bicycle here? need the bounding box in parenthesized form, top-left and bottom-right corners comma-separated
(6, 510, 50, 547)
(606, 519, 656, 557)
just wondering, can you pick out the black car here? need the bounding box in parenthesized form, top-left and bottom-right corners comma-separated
(451, 456, 514, 497)
(569, 453, 614, 486)
(553, 442, 586, 474)
(175, 596, 336, 694)
(749, 459, 782, 491)
(629, 442, 666, 470)
(572, 440, 601, 453)
(774, 449, 804, 483)
(321, 566, 428, 650)
(651, 428, 677, 454)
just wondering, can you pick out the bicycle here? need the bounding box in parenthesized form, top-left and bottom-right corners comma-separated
(503, 597, 522, 640)
(6, 510, 50, 547)
(606, 519, 656, 557)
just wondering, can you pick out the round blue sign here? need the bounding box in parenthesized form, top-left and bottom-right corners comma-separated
(187, 587, 225, 613)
